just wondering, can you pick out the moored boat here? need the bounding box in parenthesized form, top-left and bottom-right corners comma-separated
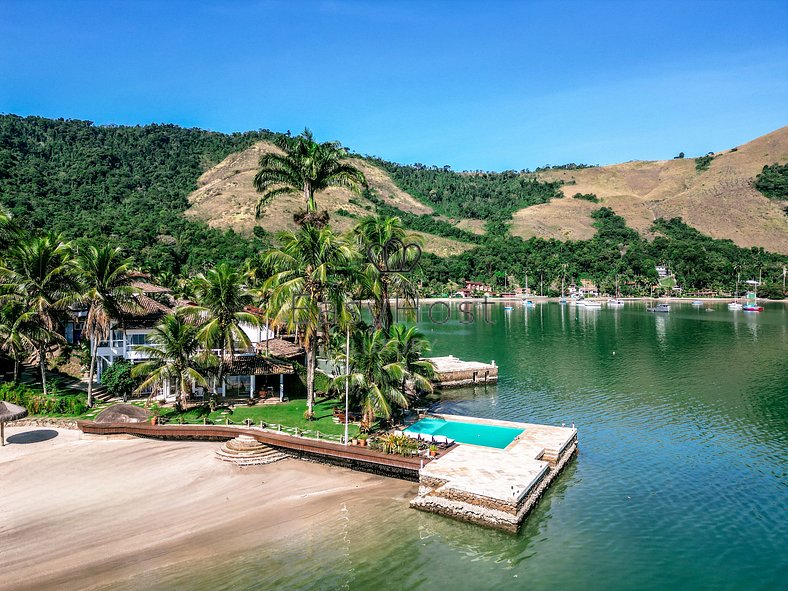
(647, 303, 670, 313)
(692, 300, 704, 306)
(742, 304, 763, 312)
(607, 299, 624, 307)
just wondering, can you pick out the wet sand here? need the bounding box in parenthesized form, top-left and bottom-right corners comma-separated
(0, 427, 414, 591)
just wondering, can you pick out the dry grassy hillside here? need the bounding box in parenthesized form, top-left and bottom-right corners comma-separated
(185, 141, 474, 256)
(514, 126, 788, 253)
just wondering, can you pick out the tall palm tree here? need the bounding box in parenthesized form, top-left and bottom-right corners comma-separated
(179, 263, 260, 391)
(131, 314, 216, 410)
(263, 224, 358, 418)
(387, 323, 434, 398)
(253, 128, 367, 222)
(76, 245, 140, 407)
(336, 328, 409, 431)
(353, 215, 421, 333)
(0, 234, 78, 394)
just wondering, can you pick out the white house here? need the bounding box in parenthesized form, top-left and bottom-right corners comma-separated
(93, 283, 302, 403)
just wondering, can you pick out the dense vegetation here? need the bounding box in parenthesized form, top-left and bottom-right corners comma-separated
(362, 189, 482, 243)
(754, 163, 788, 201)
(414, 208, 788, 297)
(367, 157, 563, 226)
(0, 114, 273, 274)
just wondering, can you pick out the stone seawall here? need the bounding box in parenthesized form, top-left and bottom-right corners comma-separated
(12, 418, 79, 430)
(411, 424, 578, 532)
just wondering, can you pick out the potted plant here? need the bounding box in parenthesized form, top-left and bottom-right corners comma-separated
(358, 433, 368, 447)
(429, 444, 438, 457)
(149, 403, 161, 425)
(351, 436, 359, 446)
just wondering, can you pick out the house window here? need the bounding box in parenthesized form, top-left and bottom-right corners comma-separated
(128, 333, 147, 348)
(225, 375, 251, 398)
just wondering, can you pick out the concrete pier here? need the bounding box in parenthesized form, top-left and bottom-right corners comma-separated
(426, 356, 498, 388)
(410, 415, 577, 532)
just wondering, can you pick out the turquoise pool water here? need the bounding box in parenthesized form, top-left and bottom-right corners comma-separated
(405, 417, 524, 448)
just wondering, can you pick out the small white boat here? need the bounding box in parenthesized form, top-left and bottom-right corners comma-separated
(582, 300, 603, 308)
(691, 300, 704, 306)
(728, 302, 743, 310)
(607, 299, 625, 307)
(647, 303, 671, 313)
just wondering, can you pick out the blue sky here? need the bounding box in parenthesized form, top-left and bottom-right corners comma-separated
(1, 0, 786, 170)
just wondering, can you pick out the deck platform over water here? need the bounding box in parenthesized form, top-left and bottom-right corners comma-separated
(411, 414, 577, 532)
(426, 355, 498, 388)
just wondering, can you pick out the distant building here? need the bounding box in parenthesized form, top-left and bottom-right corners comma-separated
(462, 281, 493, 297)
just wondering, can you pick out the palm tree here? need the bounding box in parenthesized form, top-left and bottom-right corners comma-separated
(131, 314, 216, 410)
(263, 224, 358, 418)
(179, 263, 260, 392)
(388, 323, 434, 398)
(0, 234, 78, 394)
(76, 245, 140, 407)
(253, 128, 367, 223)
(0, 301, 45, 383)
(353, 215, 421, 333)
(337, 328, 408, 431)
(0, 204, 19, 251)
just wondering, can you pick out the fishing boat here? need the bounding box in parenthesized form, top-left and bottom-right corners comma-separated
(647, 303, 671, 313)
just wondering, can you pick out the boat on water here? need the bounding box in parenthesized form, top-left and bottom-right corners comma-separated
(692, 300, 704, 306)
(728, 273, 743, 310)
(742, 291, 763, 312)
(524, 299, 535, 307)
(503, 305, 513, 310)
(647, 303, 671, 313)
(607, 276, 624, 307)
(582, 300, 603, 309)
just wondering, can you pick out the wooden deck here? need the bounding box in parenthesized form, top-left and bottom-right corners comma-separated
(77, 421, 428, 481)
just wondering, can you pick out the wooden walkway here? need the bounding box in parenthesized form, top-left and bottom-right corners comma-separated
(77, 421, 427, 481)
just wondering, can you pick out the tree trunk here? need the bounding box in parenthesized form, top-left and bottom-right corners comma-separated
(305, 338, 317, 418)
(304, 182, 314, 212)
(180, 375, 190, 410)
(87, 336, 97, 407)
(39, 347, 47, 395)
(13, 360, 19, 383)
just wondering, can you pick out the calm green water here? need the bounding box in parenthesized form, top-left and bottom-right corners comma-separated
(404, 416, 524, 448)
(127, 302, 788, 591)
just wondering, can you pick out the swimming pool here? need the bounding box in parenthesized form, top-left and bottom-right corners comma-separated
(404, 417, 524, 449)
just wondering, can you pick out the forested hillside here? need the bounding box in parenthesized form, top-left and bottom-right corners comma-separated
(368, 158, 563, 232)
(0, 114, 275, 273)
(0, 115, 786, 296)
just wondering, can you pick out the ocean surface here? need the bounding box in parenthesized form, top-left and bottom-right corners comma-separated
(121, 301, 788, 591)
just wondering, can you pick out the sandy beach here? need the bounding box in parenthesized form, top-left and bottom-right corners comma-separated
(0, 427, 415, 591)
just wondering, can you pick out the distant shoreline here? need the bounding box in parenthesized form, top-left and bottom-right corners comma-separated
(415, 296, 788, 304)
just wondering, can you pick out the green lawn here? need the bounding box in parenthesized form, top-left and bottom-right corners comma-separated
(159, 397, 359, 440)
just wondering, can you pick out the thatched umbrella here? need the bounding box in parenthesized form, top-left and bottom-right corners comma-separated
(0, 401, 28, 446)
